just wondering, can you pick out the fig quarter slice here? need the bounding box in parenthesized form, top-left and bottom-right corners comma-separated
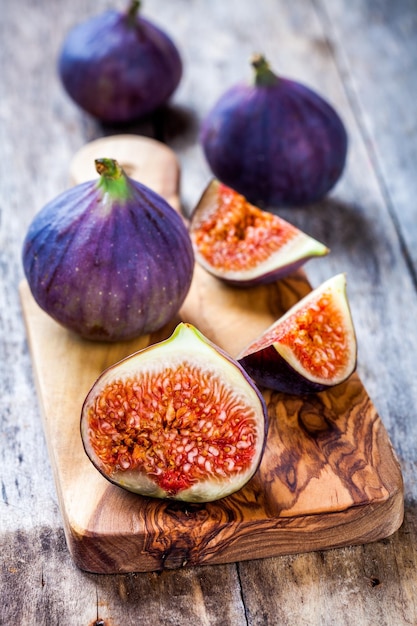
(190, 179, 329, 287)
(238, 274, 357, 394)
(81, 323, 267, 502)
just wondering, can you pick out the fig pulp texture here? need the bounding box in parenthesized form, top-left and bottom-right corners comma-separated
(200, 54, 348, 207)
(238, 274, 357, 394)
(22, 159, 194, 342)
(81, 323, 267, 502)
(190, 179, 329, 286)
(58, 0, 182, 122)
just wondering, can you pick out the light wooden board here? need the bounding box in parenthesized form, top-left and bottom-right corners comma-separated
(20, 136, 404, 574)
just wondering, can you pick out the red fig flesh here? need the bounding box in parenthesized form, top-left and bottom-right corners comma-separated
(81, 323, 268, 502)
(190, 179, 328, 286)
(238, 274, 357, 394)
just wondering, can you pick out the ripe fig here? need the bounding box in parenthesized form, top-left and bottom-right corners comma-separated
(190, 179, 329, 286)
(200, 54, 348, 207)
(22, 158, 194, 342)
(238, 274, 357, 394)
(81, 323, 268, 502)
(58, 1, 182, 123)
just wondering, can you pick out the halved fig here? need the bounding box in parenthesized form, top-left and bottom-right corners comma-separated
(189, 179, 329, 287)
(81, 323, 267, 502)
(238, 274, 357, 394)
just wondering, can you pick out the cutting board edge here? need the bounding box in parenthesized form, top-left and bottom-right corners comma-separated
(64, 486, 404, 574)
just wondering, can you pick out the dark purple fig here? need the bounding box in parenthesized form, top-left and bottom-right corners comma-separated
(200, 54, 348, 207)
(81, 322, 267, 502)
(22, 158, 194, 342)
(190, 178, 329, 287)
(238, 274, 357, 394)
(58, 0, 182, 123)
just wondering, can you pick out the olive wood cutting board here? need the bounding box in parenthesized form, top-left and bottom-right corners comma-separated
(19, 135, 404, 574)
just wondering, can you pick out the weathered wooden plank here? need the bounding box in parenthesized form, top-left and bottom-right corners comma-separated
(317, 0, 417, 275)
(238, 517, 417, 626)
(0, 527, 245, 625)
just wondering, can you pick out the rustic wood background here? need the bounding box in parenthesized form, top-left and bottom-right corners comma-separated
(1, 0, 417, 624)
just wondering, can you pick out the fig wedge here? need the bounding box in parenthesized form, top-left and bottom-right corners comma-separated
(238, 274, 357, 394)
(190, 179, 329, 287)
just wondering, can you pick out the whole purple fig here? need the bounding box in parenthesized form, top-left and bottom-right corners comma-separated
(22, 159, 194, 342)
(58, 1, 182, 123)
(200, 54, 348, 207)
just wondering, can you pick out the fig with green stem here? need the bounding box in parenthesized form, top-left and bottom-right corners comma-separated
(58, 0, 183, 122)
(201, 54, 348, 207)
(22, 158, 194, 342)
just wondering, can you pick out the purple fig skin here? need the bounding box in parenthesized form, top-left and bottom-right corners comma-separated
(200, 55, 348, 207)
(58, 1, 182, 123)
(218, 260, 318, 289)
(239, 347, 332, 395)
(22, 159, 194, 342)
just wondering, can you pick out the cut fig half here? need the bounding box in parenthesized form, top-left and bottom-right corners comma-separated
(238, 274, 357, 394)
(81, 323, 267, 502)
(189, 179, 329, 286)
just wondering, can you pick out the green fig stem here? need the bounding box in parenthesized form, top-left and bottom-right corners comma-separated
(251, 54, 279, 87)
(95, 158, 132, 201)
(126, 0, 140, 24)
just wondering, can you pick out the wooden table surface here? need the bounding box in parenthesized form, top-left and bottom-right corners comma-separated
(1, 1, 417, 624)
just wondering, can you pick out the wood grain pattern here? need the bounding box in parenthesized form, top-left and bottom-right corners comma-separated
(19, 136, 404, 574)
